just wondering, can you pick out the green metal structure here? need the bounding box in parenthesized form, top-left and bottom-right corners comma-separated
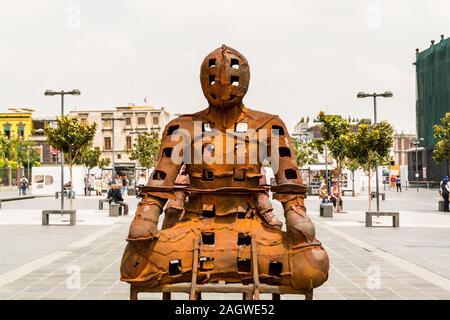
(416, 37, 450, 148)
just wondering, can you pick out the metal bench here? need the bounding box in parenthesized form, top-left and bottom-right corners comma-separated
(42, 210, 77, 226)
(98, 199, 111, 210)
(365, 211, 399, 227)
(370, 192, 386, 200)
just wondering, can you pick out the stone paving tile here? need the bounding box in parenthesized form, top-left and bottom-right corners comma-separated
(1, 219, 450, 300)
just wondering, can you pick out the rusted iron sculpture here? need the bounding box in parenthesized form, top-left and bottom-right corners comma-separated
(120, 45, 329, 300)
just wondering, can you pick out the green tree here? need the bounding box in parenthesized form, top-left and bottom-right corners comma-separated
(346, 121, 394, 211)
(292, 137, 319, 168)
(129, 132, 161, 169)
(433, 112, 450, 176)
(317, 111, 351, 212)
(98, 157, 111, 169)
(45, 116, 97, 208)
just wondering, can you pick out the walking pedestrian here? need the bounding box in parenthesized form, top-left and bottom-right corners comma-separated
(121, 175, 128, 196)
(20, 177, 28, 195)
(395, 175, 402, 192)
(440, 176, 450, 212)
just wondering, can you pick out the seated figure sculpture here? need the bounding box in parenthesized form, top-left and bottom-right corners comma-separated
(120, 45, 329, 297)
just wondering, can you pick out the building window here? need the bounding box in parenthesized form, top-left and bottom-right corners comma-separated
(126, 136, 132, 151)
(153, 116, 159, 125)
(80, 118, 87, 124)
(103, 118, 112, 128)
(137, 117, 146, 126)
(117, 154, 121, 160)
(125, 117, 132, 126)
(3, 125, 11, 139)
(16, 124, 25, 138)
(104, 137, 112, 151)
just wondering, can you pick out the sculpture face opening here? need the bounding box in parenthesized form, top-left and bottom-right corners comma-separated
(200, 44, 250, 109)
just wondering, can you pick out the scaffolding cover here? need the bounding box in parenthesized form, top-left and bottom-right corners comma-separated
(416, 37, 450, 148)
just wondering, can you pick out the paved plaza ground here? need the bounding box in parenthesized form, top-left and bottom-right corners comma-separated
(0, 187, 449, 300)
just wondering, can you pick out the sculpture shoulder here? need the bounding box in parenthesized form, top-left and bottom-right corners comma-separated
(162, 112, 205, 135)
(244, 107, 286, 130)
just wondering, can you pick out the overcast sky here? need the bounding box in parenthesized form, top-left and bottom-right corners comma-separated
(1, 0, 448, 133)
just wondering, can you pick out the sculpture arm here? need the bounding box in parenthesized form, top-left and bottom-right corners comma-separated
(128, 119, 185, 240)
(267, 117, 315, 244)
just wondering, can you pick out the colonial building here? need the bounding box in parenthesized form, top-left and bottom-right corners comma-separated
(0, 110, 33, 139)
(70, 104, 170, 170)
(393, 132, 416, 166)
(28, 117, 58, 165)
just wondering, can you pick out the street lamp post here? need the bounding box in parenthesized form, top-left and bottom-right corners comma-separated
(44, 89, 81, 211)
(27, 147, 30, 182)
(324, 143, 329, 194)
(413, 138, 424, 192)
(357, 91, 393, 212)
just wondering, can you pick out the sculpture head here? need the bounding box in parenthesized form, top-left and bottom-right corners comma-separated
(200, 45, 250, 109)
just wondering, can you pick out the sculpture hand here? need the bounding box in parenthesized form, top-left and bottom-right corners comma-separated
(128, 203, 161, 241)
(285, 205, 316, 244)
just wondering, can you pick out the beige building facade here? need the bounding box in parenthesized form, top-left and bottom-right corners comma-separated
(70, 104, 170, 167)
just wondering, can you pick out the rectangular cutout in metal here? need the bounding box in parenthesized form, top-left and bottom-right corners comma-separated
(237, 233, 251, 246)
(201, 232, 215, 245)
(237, 258, 251, 273)
(269, 261, 283, 277)
(202, 204, 215, 218)
(200, 257, 215, 271)
(169, 259, 182, 276)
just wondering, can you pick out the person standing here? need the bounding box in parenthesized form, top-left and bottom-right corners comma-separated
(390, 175, 396, 190)
(121, 175, 128, 196)
(395, 175, 402, 192)
(20, 177, 28, 195)
(440, 176, 450, 212)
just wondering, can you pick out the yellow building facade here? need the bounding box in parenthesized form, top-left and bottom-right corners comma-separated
(0, 112, 33, 139)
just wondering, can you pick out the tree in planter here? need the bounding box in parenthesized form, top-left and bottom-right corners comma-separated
(129, 132, 161, 174)
(316, 112, 351, 212)
(345, 121, 394, 211)
(44, 116, 97, 208)
(347, 159, 360, 197)
(76, 147, 110, 196)
(433, 112, 450, 176)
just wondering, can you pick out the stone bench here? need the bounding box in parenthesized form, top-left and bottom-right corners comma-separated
(320, 204, 333, 218)
(55, 191, 75, 199)
(55, 191, 67, 199)
(99, 199, 111, 210)
(439, 200, 445, 212)
(341, 189, 353, 196)
(365, 211, 399, 227)
(42, 210, 77, 226)
(109, 203, 123, 217)
(0, 196, 34, 209)
(370, 192, 386, 200)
